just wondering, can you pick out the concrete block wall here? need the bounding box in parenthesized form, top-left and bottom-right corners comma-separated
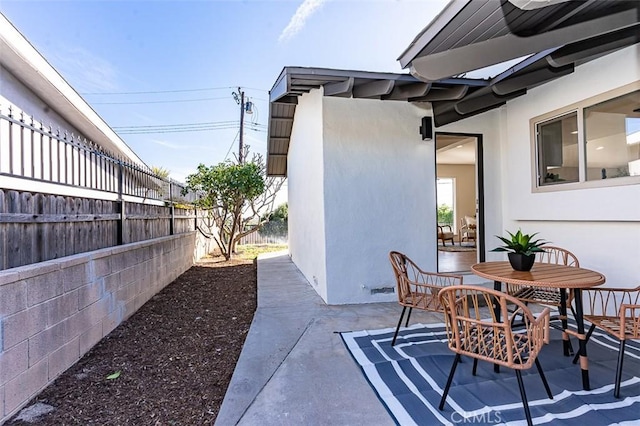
(0, 232, 197, 423)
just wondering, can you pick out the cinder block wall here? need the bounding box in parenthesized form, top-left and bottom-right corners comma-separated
(0, 232, 197, 423)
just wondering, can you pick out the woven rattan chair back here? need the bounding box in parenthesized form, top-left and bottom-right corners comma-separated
(576, 285, 640, 397)
(438, 285, 552, 426)
(438, 285, 550, 370)
(506, 246, 579, 307)
(388, 251, 462, 345)
(536, 246, 579, 267)
(389, 251, 462, 311)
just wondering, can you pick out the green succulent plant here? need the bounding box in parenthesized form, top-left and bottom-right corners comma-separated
(491, 229, 548, 256)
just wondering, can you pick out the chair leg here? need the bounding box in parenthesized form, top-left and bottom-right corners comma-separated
(391, 306, 407, 346)
(572, 323, 596, 364)
(404, 307, 413, 327)
(439, 353, 461, 410)
(515, 370, 533, 426)
(472, 358, 478, 376)
(614, 340, 626, 398)
(535, 358, 553, 399)
(559, 290, 574, 357)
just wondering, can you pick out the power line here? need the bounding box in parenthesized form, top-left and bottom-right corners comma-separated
(82, 86, 236, 95)
(82, 86, 269, 96)
(115, 125, 266, 135)
(92, 96, 231, 105)
(112, 120, 240, 130)
(112, 121, 266, 131)
(117, 127, 237, 135)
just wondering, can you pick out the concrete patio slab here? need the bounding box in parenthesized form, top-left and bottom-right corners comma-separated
(214, 252, 445, 426)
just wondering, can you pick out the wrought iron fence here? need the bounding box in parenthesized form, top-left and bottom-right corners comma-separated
(0, 104, 195, 203)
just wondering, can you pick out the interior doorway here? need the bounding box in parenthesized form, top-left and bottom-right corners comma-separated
(435, 133, 485, 273)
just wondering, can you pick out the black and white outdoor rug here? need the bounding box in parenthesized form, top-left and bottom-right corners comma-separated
(340, 322, 640, 425)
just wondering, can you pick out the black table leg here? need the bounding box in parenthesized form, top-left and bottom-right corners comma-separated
(493, 280, 501, 373)
(573, 289, 590, 390)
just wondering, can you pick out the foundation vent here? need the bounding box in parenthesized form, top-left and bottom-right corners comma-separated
(370, 287, 395, 295)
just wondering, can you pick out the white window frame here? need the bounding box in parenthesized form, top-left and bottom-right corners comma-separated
(531, 81, 640, 193)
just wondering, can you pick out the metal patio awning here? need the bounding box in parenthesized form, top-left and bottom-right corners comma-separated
(399, 0, 640, 81)
(396, 0, 639, 127)
(266, 67, 487, 176)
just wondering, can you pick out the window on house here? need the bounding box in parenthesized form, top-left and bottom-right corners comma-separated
(585, 90, 640, 180)
(536, 112, 579, 186)
(533, 85, 640, 189)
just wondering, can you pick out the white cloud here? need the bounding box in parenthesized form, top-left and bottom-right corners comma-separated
(47, 44, 120, 93)
(150, 139, 184, 150)
(279, 0, 327, 43)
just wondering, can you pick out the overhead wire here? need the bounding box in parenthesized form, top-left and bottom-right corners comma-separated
(92, 96, 231, 105)
(113, 120, 266, 135)
(116, 127, 266, 135)
(112, 120, 240, 130)
(81, 86, 237, 95)
(90, 86, 268, 138)
(82, 86, 269, 96)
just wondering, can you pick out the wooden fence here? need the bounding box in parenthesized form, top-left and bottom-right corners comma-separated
(0, 189, 199, 271)
(238, 229, 288, 245)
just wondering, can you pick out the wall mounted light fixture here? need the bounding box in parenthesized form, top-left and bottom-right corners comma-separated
(420, 116, 433, 141)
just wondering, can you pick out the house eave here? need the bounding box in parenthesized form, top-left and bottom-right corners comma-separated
(266, 66, 488, 177)
(0, 14, 145, 165)
(399, 0, 640, 82)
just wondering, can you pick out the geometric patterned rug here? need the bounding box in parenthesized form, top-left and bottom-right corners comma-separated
(340, 321, 640, 425)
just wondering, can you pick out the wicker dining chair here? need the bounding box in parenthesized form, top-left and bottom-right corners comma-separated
(505, 246, 579, 352)
(506, 246, 579, 307)
(572, 285, 640, 398)
(438, 285, 553, 426)
(389, 251, 463, 346)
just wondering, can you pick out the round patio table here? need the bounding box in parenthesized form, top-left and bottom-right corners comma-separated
(471, 261, 605, 391)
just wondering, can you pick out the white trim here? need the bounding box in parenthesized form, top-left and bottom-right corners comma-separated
(0, 175, 165, 206)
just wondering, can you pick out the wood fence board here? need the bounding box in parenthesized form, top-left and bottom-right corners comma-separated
(0, 189, 200, 271)
(7, 191, 20, 268)
(23, 192, 35, 267)
(0, 190, 5, 269)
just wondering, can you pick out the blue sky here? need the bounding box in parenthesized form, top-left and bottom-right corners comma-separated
(1, 0, 448, 182)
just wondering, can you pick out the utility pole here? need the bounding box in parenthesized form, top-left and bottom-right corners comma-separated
(232, 87, 250, 164)
(238, 88, 245, 164)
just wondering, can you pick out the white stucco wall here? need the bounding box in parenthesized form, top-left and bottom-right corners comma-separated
(287, 90, 328, 301)
(287, 91, 505, 304)
(501, 44, 640, 287)
(0, 64, 84, 141)
(322, 97, 435, 304)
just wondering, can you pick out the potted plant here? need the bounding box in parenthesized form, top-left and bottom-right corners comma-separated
(491, 229, 548, 271)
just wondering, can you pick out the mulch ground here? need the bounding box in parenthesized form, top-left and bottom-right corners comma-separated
(8, 257, 257, 425)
